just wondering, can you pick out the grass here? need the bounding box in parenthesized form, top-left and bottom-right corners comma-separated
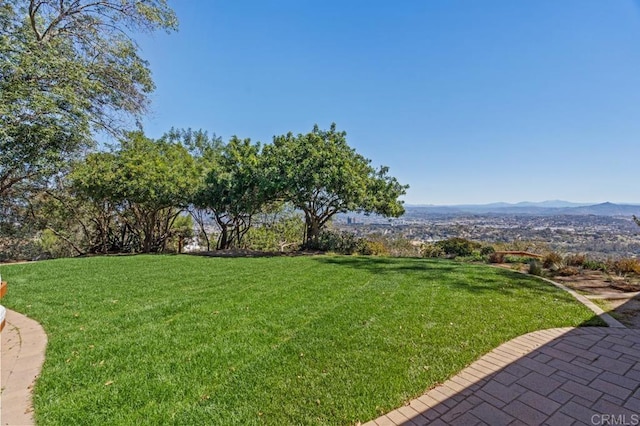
(1, 255, 603, 425)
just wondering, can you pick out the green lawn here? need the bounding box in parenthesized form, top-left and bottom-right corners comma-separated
(1, 255, 603, 425)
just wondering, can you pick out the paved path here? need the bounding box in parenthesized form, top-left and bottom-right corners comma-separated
(366, 327, 640, 426)
(1, 309, 47, 426)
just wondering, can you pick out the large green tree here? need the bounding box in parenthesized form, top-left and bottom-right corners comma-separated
(161, 128, 223, 251)
(0, 0, 177, 206)
(70, 132, 199, 253)
(264, 124, 408, 247)
(196, 136, 269, 250)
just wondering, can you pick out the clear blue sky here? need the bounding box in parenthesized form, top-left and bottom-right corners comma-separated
(136, 0, 640, 205)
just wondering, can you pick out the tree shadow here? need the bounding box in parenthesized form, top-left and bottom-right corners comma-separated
(603, 292, 640, 329)
(188, 249, 324, 258)
(374, 324, 640, 425)
(311, 256, 583, 297)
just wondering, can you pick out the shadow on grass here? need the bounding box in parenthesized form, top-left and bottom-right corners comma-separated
(607, 292, 640, 329)
(311, 256, 580, 298)
(380, 325, 640, 425)
(189, 249, 324, 258)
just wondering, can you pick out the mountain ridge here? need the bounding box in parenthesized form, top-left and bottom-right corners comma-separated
(403, 201, 640, 217)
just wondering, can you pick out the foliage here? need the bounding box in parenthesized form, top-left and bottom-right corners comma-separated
(167, 215, 194, 253)
(243, 206, 304, 252)
(421, 243, 445, 258)
(66, 132, 199, 253)
(488, 252, 505, 263)
(528, 260, 543, 276)
(480, 245, 496, 256)
(492, 240, 550, 254)
(504, 255, 535, 264)
(264, 124, 407, 247)
(543, 252, 563, 270)
(612, 258, 640, 275)
(161, 128, 223, 251)
(0, 256, 603, 424)
(315, 229, 366, 255)
(434, 237, 480, 258)
(195, 136, 270, 250)
(37, 229, 72, 259)
(565, 254, 586, 267)
(0, 0, 177, 215)
(360, 240, 390, 256)
(582, 259, 608, 272)
(557, 266, 581, 276)
(362, 233, 418, 257)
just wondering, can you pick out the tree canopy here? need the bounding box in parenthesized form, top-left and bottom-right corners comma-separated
(70, 132, 199, 253)
(195, 136, 269, 250)
(265, 124, 407, 247)
(0, 0, 177, 203)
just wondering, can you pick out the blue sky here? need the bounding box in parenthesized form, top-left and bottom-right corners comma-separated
(136, 0, 640, 205)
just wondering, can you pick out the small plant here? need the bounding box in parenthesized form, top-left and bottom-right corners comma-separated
(421, 243, 444, 258)
(480, 246, 496, 256)
(505, 255, 532, 264)
(612, 258, 640, 275)
(557, 266, 580, 276)
(360, 240, 389, 256)
(315, 230, 364, 255)
(565, 254, 586, 267)
(435, 238, 480, 258)
(528, 260, 543, 276)
(543, 252, 563, 270)
(582, 259, 608, 272)
(488, 252, 505, 263)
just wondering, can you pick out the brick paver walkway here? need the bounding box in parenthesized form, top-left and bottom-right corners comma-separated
(1, 309, 47, 426)
(366, 327, 640, 426)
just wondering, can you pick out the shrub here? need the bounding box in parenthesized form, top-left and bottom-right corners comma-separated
(557, 266, 580, 276)
(38, 229, 75, 259)
(315, 230, 364, 255)
(435, 238, 480, 258)
(528, 260, 543, 276)
(543, 252, 563, 270)
(582, 259, 608, 272)
(360, 240, 389, 256)
(371, 236, 419, 257)
(421, 243, 444, 258)
(489, 252, 505, 263)
(505, 255, 532, 264)
(565, 254, 586, 267)
(612, 258, 640, 275)
(480, 246, 496, 256)
(467, 250, 485, 262)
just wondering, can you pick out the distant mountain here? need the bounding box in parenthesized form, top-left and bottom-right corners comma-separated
(513, 200, 592, 208)
(403, 201, 640, 217)
(559, 202, 640, 216)
(406, 200, 591, 209)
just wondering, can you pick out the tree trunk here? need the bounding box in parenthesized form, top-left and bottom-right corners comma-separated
(304, 218, 321, 248)
(217, 224, 229, 250)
